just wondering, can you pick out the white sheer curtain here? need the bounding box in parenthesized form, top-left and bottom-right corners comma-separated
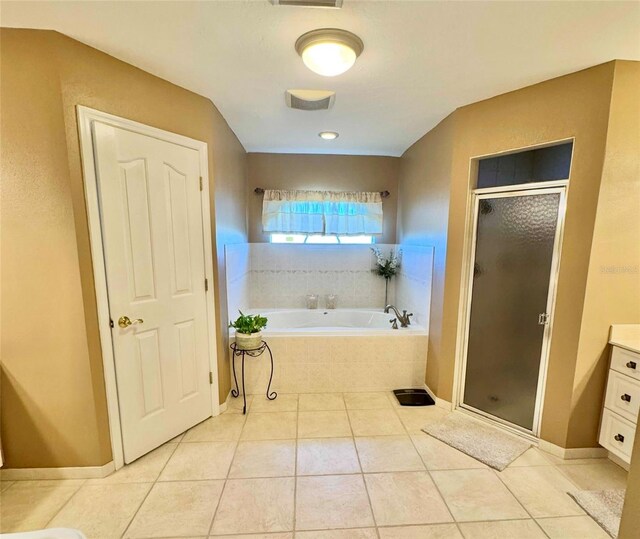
(262, 189, 383, 235)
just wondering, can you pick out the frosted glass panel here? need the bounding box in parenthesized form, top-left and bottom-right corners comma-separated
(463, 192, 560, 430)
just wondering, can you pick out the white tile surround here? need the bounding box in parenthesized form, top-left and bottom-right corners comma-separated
(234, 335, 429, 395)
(225, 242, 434, 394)
(248, 243, 398, 310)
(225, 243, 433, 322)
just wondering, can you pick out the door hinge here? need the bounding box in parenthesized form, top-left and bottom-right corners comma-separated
(204, 278, 209, 292)
(209, 372, 214, 385)
(109, 318, 114, 328)
(199, 176, 203, 191)
(538, 313, 550, 326)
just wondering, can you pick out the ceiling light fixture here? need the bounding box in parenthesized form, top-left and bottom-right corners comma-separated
(319, 131, 339, 140)
(295, 28, 364, 77)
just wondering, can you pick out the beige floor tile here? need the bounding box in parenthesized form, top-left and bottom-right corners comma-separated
(229, 440, 296, 478)
(183, 414, 246, 442)
(0, 484, 81, 532)
(225, 394, 254, 414)
(159, 441, 236, 481)
(498, 466, 584, 517)
(430, 469, 528, 522)
(557, 461, 628, 490)
(355, 436, 425, 472)
(211, 477, 294, 535)
(297, 411, 352, 438)
(348, 409, 405, 436)
(458, 520, 547, 538)
(126, 480, 223, 538)
(344, 392, 393, 409)
(296, 438, 361, 475)
(395, 407, 449, 432)
(296, 529, 377, 538)
(410, 434, 486, 470)
(169, 432, 186, 443)
(49, 483, 151, 538)
(87, 443, 176, 484)
(378, 524, 463, 538)
(251, 393, 298, 412)
(0, 480, 14, 492)
(295, 475, 374, 530)
(536, 515, 610, 538)
(364, 472, 453, 526)
(508, 448, 553, 467)
(219, 534, 293, 539)
(299, 393, 345, 411)
(9, 480, 86, 488)
(241, 412, 297, 440)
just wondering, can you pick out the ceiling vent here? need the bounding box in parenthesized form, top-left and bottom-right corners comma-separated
(270, 0, 343, 8)
(285, 89, 336, 111)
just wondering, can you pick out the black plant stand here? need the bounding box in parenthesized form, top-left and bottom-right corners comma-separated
(230, 340, 277, 414)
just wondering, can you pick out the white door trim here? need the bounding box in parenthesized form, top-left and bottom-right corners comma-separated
(77, 106, 220, 470)
(453, 184, 568, 437)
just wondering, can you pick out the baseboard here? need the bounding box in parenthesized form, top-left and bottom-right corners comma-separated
(0, 460, 115, 480)
(424, 384, 453, 411)
(538, 439, 608, 460)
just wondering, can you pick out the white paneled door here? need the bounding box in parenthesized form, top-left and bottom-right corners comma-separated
(93, 122, 213, 463)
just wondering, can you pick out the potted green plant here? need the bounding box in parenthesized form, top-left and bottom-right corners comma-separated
(229, 311, 268, 350)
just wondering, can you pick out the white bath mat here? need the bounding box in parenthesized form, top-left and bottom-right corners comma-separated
(422, 412, 532, 471)
(568, 489, 625, 538)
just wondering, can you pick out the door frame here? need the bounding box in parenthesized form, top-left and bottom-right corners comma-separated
(77, 106, 220, 470)
(454, 184, 568, 439)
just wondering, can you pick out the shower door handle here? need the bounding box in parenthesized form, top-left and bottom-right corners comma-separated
(538, 313, 550, 326)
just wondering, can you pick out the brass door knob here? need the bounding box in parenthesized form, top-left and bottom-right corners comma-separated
(118, 316, 144, 328)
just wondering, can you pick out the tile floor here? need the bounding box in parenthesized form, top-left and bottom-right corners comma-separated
(1, 392, 627, 538)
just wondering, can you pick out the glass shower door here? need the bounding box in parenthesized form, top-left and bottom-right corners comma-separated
(462, 189, 562, 432)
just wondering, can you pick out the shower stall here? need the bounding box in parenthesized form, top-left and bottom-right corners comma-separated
(457, 141, 572, 436)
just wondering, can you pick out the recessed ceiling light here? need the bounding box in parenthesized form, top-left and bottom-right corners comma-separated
(295, 28, 364, 77)
(319, 131, 339, 140)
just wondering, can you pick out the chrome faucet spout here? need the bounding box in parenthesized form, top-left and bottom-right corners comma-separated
(384, 305, 412, 327)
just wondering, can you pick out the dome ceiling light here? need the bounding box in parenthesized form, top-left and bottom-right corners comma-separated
(319, 131, 339, 140)
(295, 28, 364, 77)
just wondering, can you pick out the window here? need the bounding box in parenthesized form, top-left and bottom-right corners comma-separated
(262, 190, 383, 236)
(270, 233, 374, 244)
(477, 141, 573, 189)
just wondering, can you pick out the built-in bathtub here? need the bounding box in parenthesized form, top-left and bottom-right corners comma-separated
(229, 309, 428, 395)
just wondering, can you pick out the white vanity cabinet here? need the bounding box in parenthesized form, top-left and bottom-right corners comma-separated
(600, 345, 640, 464)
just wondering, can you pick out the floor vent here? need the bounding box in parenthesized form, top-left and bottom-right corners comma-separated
(270, 0, 343, 8)
(285, 89, 335, 111)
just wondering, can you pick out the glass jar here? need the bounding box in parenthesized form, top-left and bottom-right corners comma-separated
(326, 294, 338, 309)
(306, 294, 319, 309)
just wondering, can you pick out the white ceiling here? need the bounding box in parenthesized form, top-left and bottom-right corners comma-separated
(2, 1, 639, 156)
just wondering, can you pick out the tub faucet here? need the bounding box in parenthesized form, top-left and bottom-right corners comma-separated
(384, 305, 413, 327)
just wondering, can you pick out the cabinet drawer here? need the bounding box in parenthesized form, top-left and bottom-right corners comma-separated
(605, 370, 640, 423)
(599, 409, 636, 463)
(611, 346, 640, 381)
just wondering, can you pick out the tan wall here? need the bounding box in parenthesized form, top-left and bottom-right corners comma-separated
(247, 153, 399, 244)
(0, 29, 247, 468)
(568, 61, 640, 447)
(398, 62, 635, 448)
(397, 114, 456, 395)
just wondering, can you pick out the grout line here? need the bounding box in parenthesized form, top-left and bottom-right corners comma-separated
(392, 395, 463, 536)
(207, 394, 251, 536)
(120, 440, 181, 538)
(42, 481, 86, 528)
(344, 395, 380, 539)
(491, 468, 552, 538)
(292, 392, 300, 538)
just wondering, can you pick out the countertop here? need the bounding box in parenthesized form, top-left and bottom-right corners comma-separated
(610, 324, 640, 355)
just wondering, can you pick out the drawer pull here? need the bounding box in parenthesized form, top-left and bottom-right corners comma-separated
(621, 393, 632, 402)
(614, 433, 625, 443)
(626, 361, 637, 370)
